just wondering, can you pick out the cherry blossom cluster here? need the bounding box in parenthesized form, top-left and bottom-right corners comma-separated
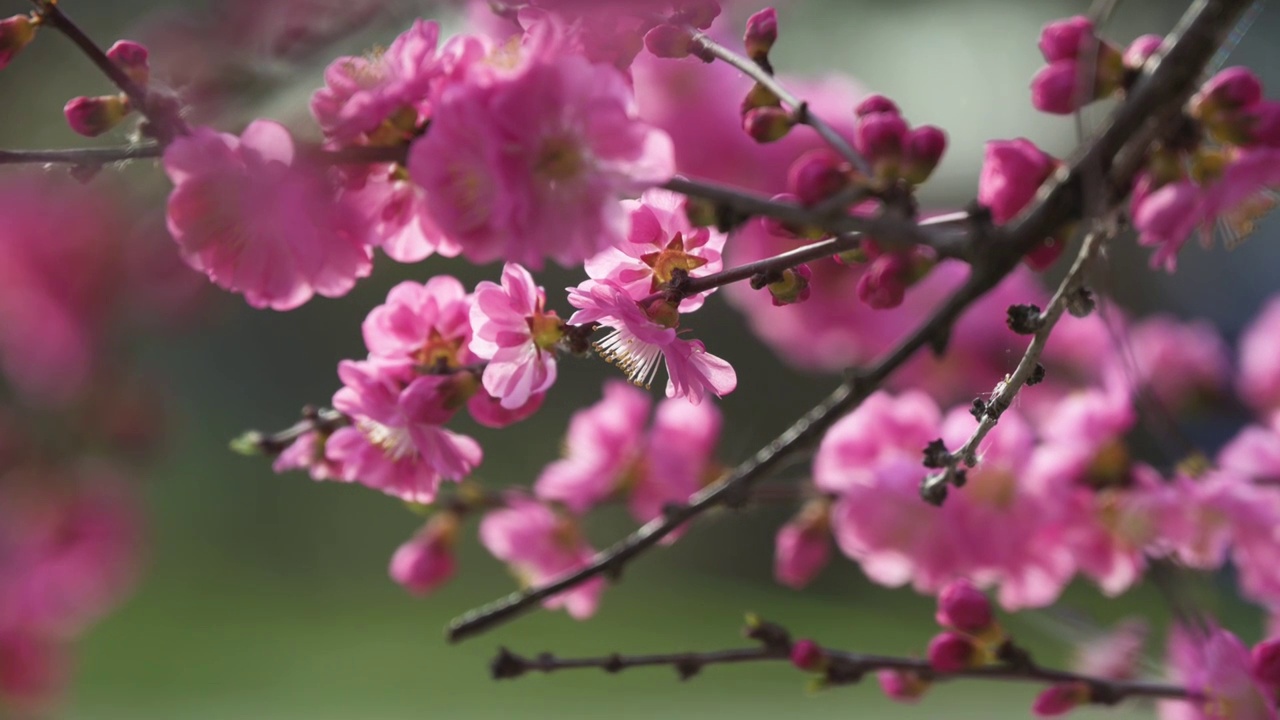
(3, 0, 1280, 715)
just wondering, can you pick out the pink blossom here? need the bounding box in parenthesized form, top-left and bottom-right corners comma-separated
(773, 501, 831, 589)
(927, 631, 976, 672)
(362, 277, 474, 366)
(568, 280, 736, 404)
(535, 381, 652, 513)
(409, 53, 674, 269)
(815, 392, 1071, 607)
(1033, 684, 1089, 717)
(339, 165, 459, 263)
(628, 395, 721, 526)
(479, 496, 604, 619)
(163, 121, 372, 310)
(584, 189, 726, 311)
(466, 388, 546, 429)
(389, 515, 457, 595)
(272, 430, 343, 481)
(1071, 619, 1147, 681)
(935, 579, 994, 634)
(1031, 60, 1087, 115)
(1160, 626, 1277, 720)
(325, 360, 482, 503)
(1121, 315, 1230, 413)
(309, 19, 442, 143)
(1038, 16, 1095, 62)
(1237, 295, 1280, 423)
(877, 670, 929, 702)
(978, 138, 1059, 225)
(0, 474, 142, 637)
(1132, 181, 1206, 272)
(470, 263, 562, 409)
(1189, 454, 1280, 606)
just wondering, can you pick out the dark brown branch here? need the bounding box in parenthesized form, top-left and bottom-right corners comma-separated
(445, 0, 1255, 643)
(491, 618, 1202, 706)
(231, 407, 348, 457)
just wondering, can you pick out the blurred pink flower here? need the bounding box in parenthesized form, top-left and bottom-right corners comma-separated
(1237, 295, 1280, 424)
(163, 120, 372, 310)
(479, 496, 604, 619)
(1160, 626, 1277, 720)
(389, 515, 458, 595)
(1118, 315, 1230, 414)
(409, 53, 673, 269)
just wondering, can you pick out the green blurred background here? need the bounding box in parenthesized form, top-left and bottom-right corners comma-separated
(3, 0, 1278, 717)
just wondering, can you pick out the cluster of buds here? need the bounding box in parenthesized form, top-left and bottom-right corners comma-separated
(63, 40, 149, 137)
(1029, 17, 1158, 115)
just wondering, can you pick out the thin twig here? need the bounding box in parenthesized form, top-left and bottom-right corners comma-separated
(491, 620, 1202, 706)
(445, 0, 1256, 643)
(688, 33, 870, 177)
(31, 0, 185, 141)
(930, 225, 1110, 490)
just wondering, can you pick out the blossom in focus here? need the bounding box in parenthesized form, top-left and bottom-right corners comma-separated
(568, 280, 736, 403)
(409, 52, 674, 269)
(325, 359, 482, 503)
(362, 277, 475, 367)
(583, 189, 727, 311)
(339, 165, 460, 264)
(479, 496, 604, 619)
(163, 121, 372, 310)
(470, 263, 562, 409)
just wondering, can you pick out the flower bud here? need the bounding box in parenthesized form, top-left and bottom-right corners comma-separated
(877, 670, 929, 703)
(1123, 34, 1163, 70)
(935, 579, 994, 634)
(788, 149, 849, 206)
(1032, 683, 1091, 717)
(0, 14, 37, 71)
(106, 40, 150, 86)
(644, 23, 694, 59)
(1038, 16, 1095, 62)
(1195, 67, 1264, 116)
(767, 264, 812, 307)
(642, 297, 681, 329)
(857, 252, 910, 309)
(743, 106, 794, 143)
(1244, 100, 1280, 147)
(854, 111, 908, 166)
(64, 94, 131, 137)
(854, 94, 899, 118)
(789, 639, 824, 670)
(1031, 60, 1087, 115)
(744, 8, 777, 63)
(1252, 637, 1280, 687)
(927, 631, 977, 672)
(977, 138, 1059, 224)
(903, 125, 947, 185)
(768, 497, 829, 586)
(389, 514, 458, 595)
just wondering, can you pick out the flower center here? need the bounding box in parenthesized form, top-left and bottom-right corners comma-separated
(528, 312, 566, 351)
(414, 329, 465, 371)
(595, 328, 663, 389)
(357, 418, 415, 461)
(535, 135, 584, 182)
(641, 232, 710, 290)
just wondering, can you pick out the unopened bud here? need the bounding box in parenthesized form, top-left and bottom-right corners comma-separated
(642, 297, 681, 329)
(106, 40, 150, 86)
(1195, 67, 1264, 115)
(877, 670, 929, 703)
(1252, 637, 1280, 687)
(0, 14, 37, 71)
(788, 149, 849, 206)
(743, 106, 794, 143)
(1038, 16, 1095, 62)
(389, 513, 459, 595)
(927, 631, 977, 672)
(1032, 683, 1091, 717)
(935, 579, 994, 634)
(854, 111, 908, 165)
(1123, 34, 1163, 70)
(903, 125, 947, 184)
(854, 93, 899, 118)
(767, 264, 812, 306)
(64, 94, 131, 137)
(744, 8, 777, 63)
(789, 639, 824, 670)
(644, 23, 694, 59)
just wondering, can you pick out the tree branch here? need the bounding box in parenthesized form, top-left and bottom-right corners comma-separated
(688, 32, 871, 177)
(490, 618, 1202, 706)
(444, 0, 1256, 643)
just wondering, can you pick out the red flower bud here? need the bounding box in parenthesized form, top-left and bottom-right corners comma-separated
(789, 639, 824, 670)
(1038, 16, 1095, 62)
(744, 8, 778, 62)
(0, 14, 37, 71)
(935, 579, 994, 634)
(854, 94, 899, 118)
(107, 40, 150, 86)
(927, 631, 977, 672)
(788, 149, 849, 206)
(743, 106, 794, 143)
(903, 125, 947, 185)
(1032, 683, 1090, 717)
(64, 94, 131, 138)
